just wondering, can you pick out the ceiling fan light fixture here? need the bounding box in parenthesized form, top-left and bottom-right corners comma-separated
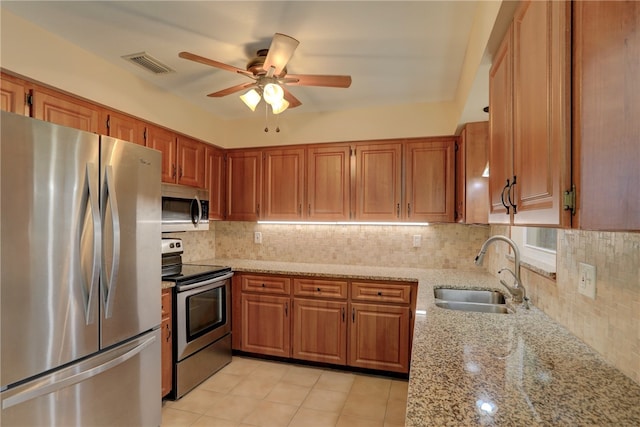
(240, 89, 261, 111)
(263, 83, 284, 105)
(271, 98, 290, 115)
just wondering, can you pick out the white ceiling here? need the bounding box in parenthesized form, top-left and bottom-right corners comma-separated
(2, 1, 486, 121)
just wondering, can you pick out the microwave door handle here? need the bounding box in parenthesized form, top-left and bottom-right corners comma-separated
(191, 196, 202, 226)
(102, 165, 120, 319)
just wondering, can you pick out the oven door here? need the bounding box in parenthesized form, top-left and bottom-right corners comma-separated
(175, 273, 232, 362)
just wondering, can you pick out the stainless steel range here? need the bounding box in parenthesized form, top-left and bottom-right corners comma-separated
(162, 238, 233, 399)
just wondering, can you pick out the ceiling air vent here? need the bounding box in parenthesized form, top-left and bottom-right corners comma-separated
(122, 52, 174, 75)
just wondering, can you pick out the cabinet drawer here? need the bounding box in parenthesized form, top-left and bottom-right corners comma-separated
(241, 274, 291, 295)
(293, 278, 348, 299)
(161, 289, 172, 319)
(351, 281, 412, 304)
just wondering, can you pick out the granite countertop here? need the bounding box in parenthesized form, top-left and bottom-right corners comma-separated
(191, 258, 640, 426)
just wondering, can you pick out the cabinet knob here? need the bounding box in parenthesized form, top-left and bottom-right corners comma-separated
(377, 291, 382, 296)
(317, 287, 321, 292)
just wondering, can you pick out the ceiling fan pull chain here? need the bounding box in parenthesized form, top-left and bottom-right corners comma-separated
(264, 101, 269, 132)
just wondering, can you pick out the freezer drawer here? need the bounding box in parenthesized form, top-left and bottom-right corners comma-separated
(0, 330, 161, 426)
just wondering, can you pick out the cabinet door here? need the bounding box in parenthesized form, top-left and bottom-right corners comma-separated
(488, 25, 514, 224)
(205, 146, 225, 220)
(0, 75, 28, 115)
(161, 289, 172, 398)
(405, 138, 455, 222)
(307, 145, 351, 221)
(573, 0, 640, 231)
(105, 111, 144, 145)
(241, 294, 290, 357)
(176, 136, 205, 188)
(292, 299, 347, 365)
(349, 303, 410, 373)
(32, 87, 100, 133)
(457, 122, 489, 224)
(512, 0, 571, 226)
(146, 125, 176, 183)
(226, 150, 262, 221)
(354, 142, 402, 221)
(263, 148, 305, 220)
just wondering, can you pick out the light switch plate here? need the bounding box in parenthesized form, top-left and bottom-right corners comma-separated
(412, 235, 422, 248)
(254, 231, 262, 244)
(578, 262, 596, 299)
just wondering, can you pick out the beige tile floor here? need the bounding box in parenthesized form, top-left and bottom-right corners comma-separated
(162, 356, 408, 427)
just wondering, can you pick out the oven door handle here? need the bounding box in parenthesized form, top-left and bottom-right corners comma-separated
(176, 272, 234, 293)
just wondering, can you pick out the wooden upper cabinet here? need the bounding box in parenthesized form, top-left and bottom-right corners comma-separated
(176, 136, 205, 188)
(307, 145, 351, 221)
(145, 124, 177, 184)
(226, 149, 262, 221)
(205, 146, 225, 220)
(354, 142, 402, 221)
(263, 147, 305, 220)
(511, 0, 571, 227)
(405, 138, 455, 223)
(488, 24, 514, 224)
(573, 1, 640, 231)
(488, 0, 571, 227)
(104, 111, 144, 145)
(456, 122, 489, 224)
(0, 74, 28, 115)
(31, 87, 100, 133)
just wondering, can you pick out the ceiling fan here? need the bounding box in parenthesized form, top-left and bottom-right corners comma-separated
(179, 33, 352, 114)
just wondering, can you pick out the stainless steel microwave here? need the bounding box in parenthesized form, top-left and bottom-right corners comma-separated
(161, 184, 209, 232)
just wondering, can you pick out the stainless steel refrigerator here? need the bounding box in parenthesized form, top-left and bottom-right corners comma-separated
(0, 111, 162, 426)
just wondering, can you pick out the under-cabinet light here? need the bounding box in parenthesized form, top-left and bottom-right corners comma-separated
(257, 221, 430, 226)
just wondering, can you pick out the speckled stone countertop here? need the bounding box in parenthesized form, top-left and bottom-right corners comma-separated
(191, 258, 640, 426)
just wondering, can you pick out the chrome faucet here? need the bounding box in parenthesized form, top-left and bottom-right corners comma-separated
(474, 235, 529, 309)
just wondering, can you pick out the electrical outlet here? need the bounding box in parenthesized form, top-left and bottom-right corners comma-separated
(578, 262, 596, 299)
(254, 231, 262, 244)
(412, 235, 422, 248)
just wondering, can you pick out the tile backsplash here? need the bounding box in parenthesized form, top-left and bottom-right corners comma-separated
(214, 222, 490, 269)
(486, 225, 640, 385)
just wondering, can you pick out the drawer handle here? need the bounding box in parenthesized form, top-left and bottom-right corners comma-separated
(377, 291, 382, 296)
(317, 287, 321, 292)
(261, 283, 265, 287)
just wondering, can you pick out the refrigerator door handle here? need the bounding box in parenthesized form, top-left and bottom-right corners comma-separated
(79, 163, 101, 325)
(1, 334, 157, 410)
(101, 165, 121, 319)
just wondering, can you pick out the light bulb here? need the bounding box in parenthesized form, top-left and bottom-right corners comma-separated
(263, 83, 284, 105)
(271, 98, 289, 115)
(240, 89, 261, 111)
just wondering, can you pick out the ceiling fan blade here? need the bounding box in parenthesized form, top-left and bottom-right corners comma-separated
(263, 33, 299, 76)
(207, 82, 256, 98)
(282, 87, 302, 108)
(284, 74, 352, 88)
(179, 51, 253, 77)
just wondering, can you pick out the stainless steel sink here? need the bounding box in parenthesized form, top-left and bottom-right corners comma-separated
(434, 288, 506, 304)
(434, 288, 511, 314)
(434, 300, 511, 314)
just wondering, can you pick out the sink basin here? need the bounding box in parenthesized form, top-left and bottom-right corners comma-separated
(435, 300, 511, 314)
(434, 288, 506, 304)
(433, 288, 511, 314)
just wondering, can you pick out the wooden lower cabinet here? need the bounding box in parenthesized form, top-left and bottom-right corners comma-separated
(161, 289, 173, 398)
(241, 293, 291, 357)
(348, 303, 411, 373)
(292, 298, 347, 365)
(235, 273, 415, 375)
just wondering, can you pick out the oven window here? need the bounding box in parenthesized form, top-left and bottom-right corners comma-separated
(186, 286, 226, 341)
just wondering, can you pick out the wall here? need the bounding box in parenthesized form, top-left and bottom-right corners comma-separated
(485, 225, 640, 385)
(213, 222, 489, 269)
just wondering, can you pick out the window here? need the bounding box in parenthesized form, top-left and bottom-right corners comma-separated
(511, 226, 557, 273)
